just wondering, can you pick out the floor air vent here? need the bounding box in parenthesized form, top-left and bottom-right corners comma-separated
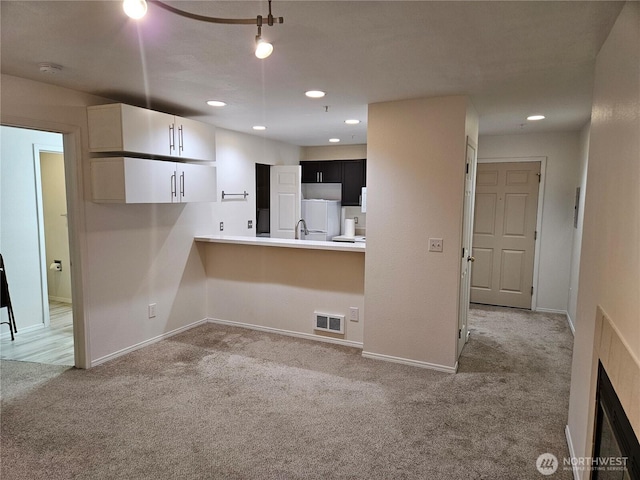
(314, 312, 344, 334)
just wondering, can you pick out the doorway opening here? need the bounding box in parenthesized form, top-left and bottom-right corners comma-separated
(470, 159, 543, 310)
(255, 163, 271, 237)
(0, 126, 74, 365)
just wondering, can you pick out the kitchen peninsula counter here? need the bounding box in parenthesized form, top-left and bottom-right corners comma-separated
(196, 234, 365, 346)
(195, 235, 365, 253)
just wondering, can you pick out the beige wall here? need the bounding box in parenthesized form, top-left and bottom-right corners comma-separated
(40, 151, 72, 303)
(567, 2, 640, 473)
(204, 243, 365, 344)
(477, 132, 581, 313)
(1, 73, 300, 365)
(567, 123, 590, 330)
(301, 144, 366, 161)
(364, 95, 478, 370)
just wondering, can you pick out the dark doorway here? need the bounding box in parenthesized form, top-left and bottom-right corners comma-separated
(255, 163, 270, 237)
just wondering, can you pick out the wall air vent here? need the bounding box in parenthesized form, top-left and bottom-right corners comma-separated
(314, 312, 344, 334)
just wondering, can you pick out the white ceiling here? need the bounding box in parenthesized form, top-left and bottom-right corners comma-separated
(0, 1, 624, 146)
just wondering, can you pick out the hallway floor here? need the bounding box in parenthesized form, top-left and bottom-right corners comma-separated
(0, 301, 73, 366)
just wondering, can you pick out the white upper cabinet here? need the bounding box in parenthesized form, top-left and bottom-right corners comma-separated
(90, 157, 217, 204)
(88, 103, 216, 161)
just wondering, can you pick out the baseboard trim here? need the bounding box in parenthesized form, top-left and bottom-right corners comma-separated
(535, 307, 568, 315)
(536, 308, 574, 335)
(91, 318, 209, 367)
(361, 351, 457, 374)
(565, 424, 580, 480)
(207, 318, 364, 349)
(0, 322, 44, 340)
(566, 313, 576, 336)
(48, 296, 72, 304)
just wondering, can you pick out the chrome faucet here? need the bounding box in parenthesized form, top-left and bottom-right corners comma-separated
(295, 219, 309, 240)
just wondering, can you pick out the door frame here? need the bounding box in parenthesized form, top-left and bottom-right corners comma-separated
(476, 156, 547, 311)
(2, 116, 90, 368)
(458, 137, 478, 358)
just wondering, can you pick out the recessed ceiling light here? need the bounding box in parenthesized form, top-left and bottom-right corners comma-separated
(253, 125, 267, 131)
(527, 115, 545, 121)
(207, 100, 227, 107)
(305, 90, 326, 99)
(329, 138, 340, 143)
(344, 119, 360, 125)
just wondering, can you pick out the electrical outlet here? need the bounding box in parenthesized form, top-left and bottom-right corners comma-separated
(219, 222, 224, 231)
(354, 217, 359, 224)
(349, 307, 359, 322)
(429, 238, 443, 252)
(148, 303, 157, 318)
(248, 220, 253, 229)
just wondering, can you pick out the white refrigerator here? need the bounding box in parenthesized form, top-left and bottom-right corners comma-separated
(301, 199, 341, 241)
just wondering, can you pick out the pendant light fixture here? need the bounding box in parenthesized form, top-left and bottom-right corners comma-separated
(123, 0, 283, 59)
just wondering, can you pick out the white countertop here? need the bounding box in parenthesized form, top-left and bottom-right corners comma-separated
(194, 235, 366, 253)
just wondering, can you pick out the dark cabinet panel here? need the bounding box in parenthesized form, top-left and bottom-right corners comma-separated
(301, 158, 367, 206)
(301, 161, 342, 183)
(341, 159, 366, 206)
(301, 161, 321, 183)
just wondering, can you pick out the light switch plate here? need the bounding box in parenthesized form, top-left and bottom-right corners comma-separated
(429, 238, 443, 252)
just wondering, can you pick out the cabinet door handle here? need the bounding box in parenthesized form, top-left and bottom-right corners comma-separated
(178, 125, 184, 153)
(180, 172, 185, 198)
(320, 172, 323, 183)
(169, 124, 175, 152)
(316, 172, 319, 182)
(171, 172, 177, 198)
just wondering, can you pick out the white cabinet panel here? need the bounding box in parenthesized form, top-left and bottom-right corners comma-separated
(91, 157, 216, 204)
(88, 104, 216, 161)
(124, 158, 176, 203)
(177, 163, 217, 203)
(175, 116, 216, 161)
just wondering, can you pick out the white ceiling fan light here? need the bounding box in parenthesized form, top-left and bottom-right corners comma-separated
(123, 0, 148, 19)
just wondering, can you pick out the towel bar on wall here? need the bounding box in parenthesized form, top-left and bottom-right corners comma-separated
(221, 191, 249, 200)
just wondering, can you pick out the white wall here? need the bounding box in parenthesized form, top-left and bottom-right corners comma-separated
(0, 126, 63, 331)
(477, 132, 580, 312)
(566, 123, 590, 330)
(216, 128, 300, 236)
(567, 2, 640, 471)
(364, 95, 478, 371)
(0, 73, 300, 365)
(40, 152, 72, 303)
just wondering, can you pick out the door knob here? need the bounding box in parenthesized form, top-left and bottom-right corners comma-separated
(467, 256, 475, 262)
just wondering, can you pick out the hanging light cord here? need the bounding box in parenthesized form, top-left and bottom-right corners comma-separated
(149, 0, 283, 26)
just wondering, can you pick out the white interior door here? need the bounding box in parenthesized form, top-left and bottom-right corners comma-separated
(270, 166, 301, 239)
(458, 139, 477, 358)
(471, 161, 540, 308)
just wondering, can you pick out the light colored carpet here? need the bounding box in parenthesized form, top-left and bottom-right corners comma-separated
(0, 305, 573, 479)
